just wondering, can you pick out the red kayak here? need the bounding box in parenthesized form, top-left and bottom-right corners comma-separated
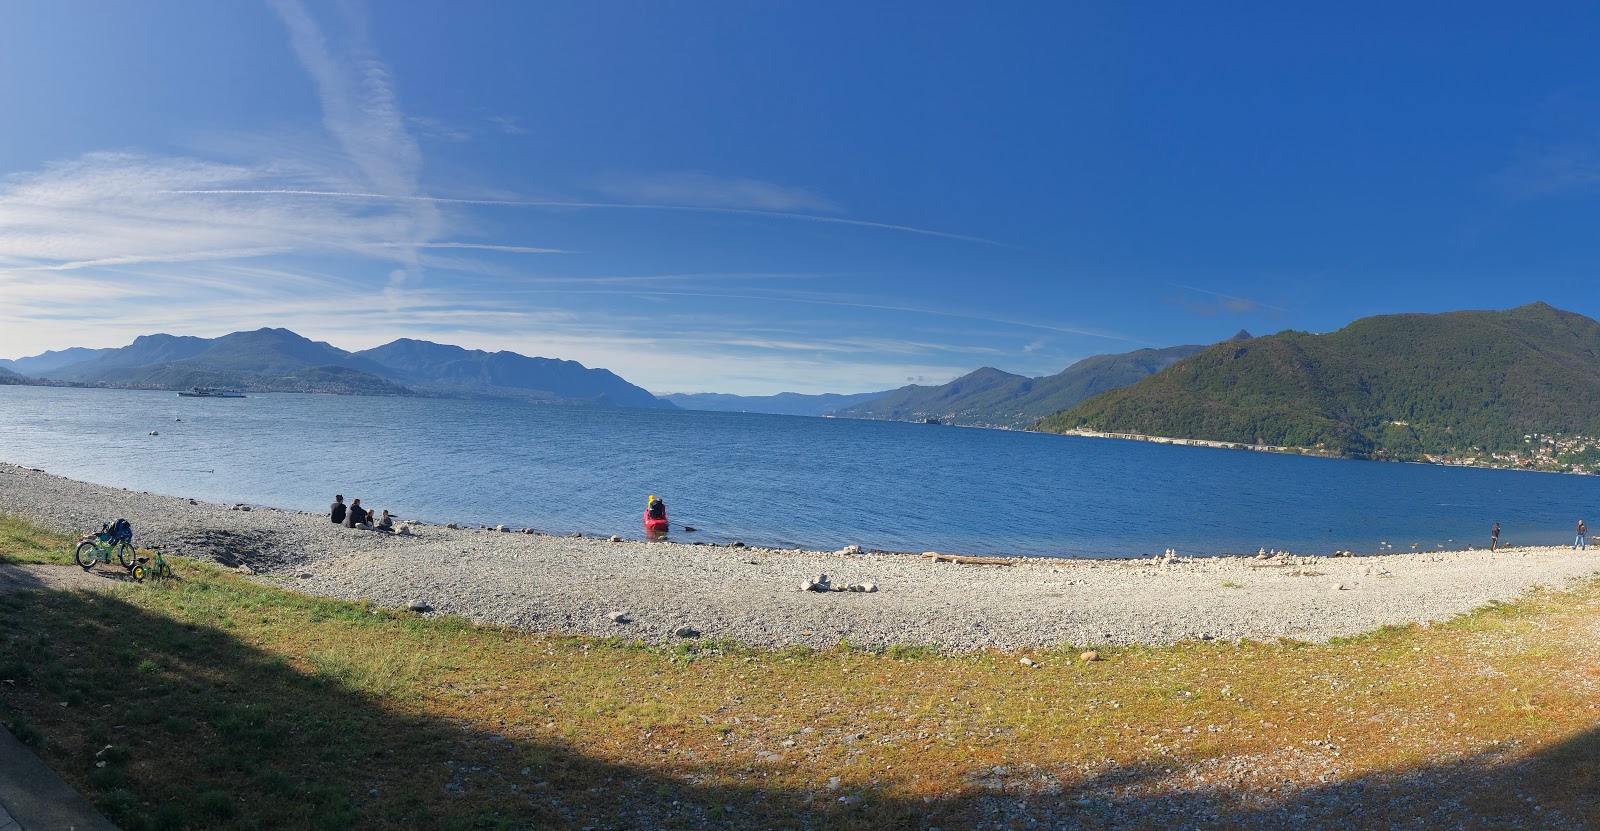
(644, 512, 669, 534)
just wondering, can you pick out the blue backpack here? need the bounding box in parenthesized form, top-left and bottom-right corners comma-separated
(100, 518, 133, 543)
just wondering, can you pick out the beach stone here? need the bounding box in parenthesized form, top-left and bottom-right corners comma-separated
(607, 611, 632, 624)
(609, 535, 622, 543)
(1020, 656, 1038, 668)
(569, 532, 582, 538)
(862, 582, 878, 593)
(1078, 650, 1099, 662)
(408, 600, 432, 613)
(674, 625, 701, 638)
(496, 524, 509, 532)
(729, 540, 746, 548)
(398, 524, 414, 536)
(1333, 583, 1348, 591)
(235, 564, 254, 575)
(839, 544, 863, 556)
(296, 571, 312, 579)
(445, 522, 459, 529)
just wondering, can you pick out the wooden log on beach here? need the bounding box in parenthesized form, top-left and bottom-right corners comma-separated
(920, 552, 1017, 566)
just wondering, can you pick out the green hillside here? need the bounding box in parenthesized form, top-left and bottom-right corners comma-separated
(835, 344, 1205, 427)
(1036, 303, 1600, 459)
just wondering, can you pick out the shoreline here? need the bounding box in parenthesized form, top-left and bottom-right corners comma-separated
(3, 461, 1599, 651)
(1052, 426, 1595, 475)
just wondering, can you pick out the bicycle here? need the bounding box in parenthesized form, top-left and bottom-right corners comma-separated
(74, 518, 136, 572)
(130, 550, 172, 582)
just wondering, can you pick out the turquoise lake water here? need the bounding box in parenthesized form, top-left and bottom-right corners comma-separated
(2, 385, 1597, 557)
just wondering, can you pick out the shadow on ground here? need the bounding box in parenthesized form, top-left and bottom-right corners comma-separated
(0, 585, 1594, 830)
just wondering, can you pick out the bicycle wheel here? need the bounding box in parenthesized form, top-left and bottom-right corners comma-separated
(74, 541, 100, 571)
(157, 561, 173, 580)
(115, 542, 136, 569)
(131, 564, 146, 582)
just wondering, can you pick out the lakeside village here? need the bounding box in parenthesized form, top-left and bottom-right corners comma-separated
(1424, 431, 1600, 474)
(1068, 426, 1600, 474)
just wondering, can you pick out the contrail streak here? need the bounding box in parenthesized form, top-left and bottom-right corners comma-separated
(160, 189, 1004, 246)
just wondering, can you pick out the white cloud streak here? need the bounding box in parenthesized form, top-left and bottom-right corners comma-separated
(158, 188, 1003, 245)
(592, 171, 841, 213)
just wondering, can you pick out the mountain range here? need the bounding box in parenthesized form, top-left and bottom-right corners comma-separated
(1037, 303, 1600, 458)
(659, 390, 892, 417)
(832, 343, 1215, 428)
(3, 328, 671, 408)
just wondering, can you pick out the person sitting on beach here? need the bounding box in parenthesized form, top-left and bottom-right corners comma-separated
(330, 494, 346, 525)
(375, 509, 395, 532)
(344, 498, 367, 528)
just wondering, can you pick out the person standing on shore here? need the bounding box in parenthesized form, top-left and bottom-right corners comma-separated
(1576, 519, 1587, 550)
(1491, 521, 1500, 551)
(330, 494, 346, 525)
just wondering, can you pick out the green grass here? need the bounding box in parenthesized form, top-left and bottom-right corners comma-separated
(0, 511, 1597, 829)
(0, 513, 74, 565)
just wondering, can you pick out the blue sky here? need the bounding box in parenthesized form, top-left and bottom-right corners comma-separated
(5, 2, 1600, 394)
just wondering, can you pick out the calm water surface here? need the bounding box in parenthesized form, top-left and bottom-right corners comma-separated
(2, 385, 1597, 557)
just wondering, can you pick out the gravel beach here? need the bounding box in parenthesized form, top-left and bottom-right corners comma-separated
(4, 461, 1597, 651)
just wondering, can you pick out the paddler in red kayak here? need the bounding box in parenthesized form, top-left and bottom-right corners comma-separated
(644, 495, 669, 536)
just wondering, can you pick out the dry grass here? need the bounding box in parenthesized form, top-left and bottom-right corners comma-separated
(0, 511, 1596, 829)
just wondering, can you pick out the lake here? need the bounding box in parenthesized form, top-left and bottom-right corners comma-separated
(1, 385, 1596, 557)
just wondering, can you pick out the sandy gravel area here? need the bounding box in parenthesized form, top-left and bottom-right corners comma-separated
(3, 461, 1597, 651)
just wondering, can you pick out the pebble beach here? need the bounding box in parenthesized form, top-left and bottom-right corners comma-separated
(4, 461, 1598, 651)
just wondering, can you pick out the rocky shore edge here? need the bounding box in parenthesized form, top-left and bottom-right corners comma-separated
(3, 461, 1599, 651)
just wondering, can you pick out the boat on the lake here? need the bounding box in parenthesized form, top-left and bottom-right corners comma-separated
(177, 387, 247, 398)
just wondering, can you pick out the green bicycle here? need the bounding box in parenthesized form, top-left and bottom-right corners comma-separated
(74, 518, 136, 572)
(130, 550, 172, 582)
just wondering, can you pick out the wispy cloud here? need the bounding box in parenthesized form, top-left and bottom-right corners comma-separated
(362, 242, 572, 254)
(592, 171, 840, 213)
(1166, 284, 1289, 319)
(488, 115, 526, 135)
(266, 0, 440, 277)
(1490, 144, 1600, 198)
(159, 188, 1003, 245)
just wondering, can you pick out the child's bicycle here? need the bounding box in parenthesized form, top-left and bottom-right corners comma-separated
(74, 518, 136, 572)
(130, 550, 172, 582)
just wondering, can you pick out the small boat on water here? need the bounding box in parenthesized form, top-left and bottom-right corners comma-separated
(177, 387, 247, 398)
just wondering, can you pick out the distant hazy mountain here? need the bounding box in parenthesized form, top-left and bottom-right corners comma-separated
(661, 390, 891, 417)
(26, 329, 668, 406)
(1038, 303, 1600, 458)
(41, 329, 405, 395)
(40, 334, 212, 380)
(0, 347, 114, 376)
(834, 343, 1210, 427)
(0, 366, 29, 385)
(353, 338, 671, 408)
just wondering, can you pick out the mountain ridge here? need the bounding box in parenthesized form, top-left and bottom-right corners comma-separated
(1037, 303, 1600, 459)
(661, 390, 892, 417)
(16, 329, 669, 407)
(835, 344, 1209, 427)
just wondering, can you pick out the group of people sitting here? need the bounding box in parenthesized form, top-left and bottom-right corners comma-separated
(330, 494, 394, 532)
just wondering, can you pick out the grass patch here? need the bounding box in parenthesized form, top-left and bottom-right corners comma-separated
(0, 513, 73, 565)
(0, 511, 1598, 829)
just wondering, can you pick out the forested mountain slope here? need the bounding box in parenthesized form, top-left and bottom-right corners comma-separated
(1037, 303, 1600, 458)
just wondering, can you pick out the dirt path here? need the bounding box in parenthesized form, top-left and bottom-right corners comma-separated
(0, 563, 132, 595)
